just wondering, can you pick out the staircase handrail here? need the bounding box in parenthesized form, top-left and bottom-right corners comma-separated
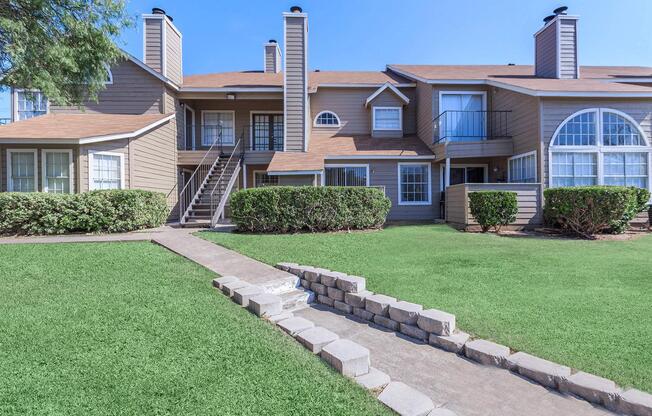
(208, 139, 242, 226)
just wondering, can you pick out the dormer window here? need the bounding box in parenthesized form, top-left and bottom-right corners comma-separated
(314, 111, 340, 127)
(373, 107, 402, 131)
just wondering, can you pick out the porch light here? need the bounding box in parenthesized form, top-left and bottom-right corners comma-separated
(226, 93, 236, 100)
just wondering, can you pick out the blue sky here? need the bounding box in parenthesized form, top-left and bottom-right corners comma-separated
(2, 0, 651, 117)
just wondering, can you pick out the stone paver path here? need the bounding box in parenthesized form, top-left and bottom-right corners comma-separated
(0, 227, 616, 415)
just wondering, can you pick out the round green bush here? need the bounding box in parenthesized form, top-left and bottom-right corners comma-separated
(0, 190, 169, 235)
(468, 191, 518, 233)
(230, 186, 391, 233)
(543, 186, 649, 238)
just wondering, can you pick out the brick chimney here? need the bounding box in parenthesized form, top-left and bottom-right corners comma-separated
(534, 7, 579, 79)
(264, 40, 282, 73)
(283, 6, 309, 151)
(143, 8, 183, 85)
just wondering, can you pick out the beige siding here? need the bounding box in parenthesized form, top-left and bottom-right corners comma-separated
(559, 19, 578, 79)
(284, 15, 308, 151)
(79, 139, 130, 192)
(144, 18, 163, 73)
(279, 175, 314, 186)
(1, 144, 80, 192)
(51, 60, 165, 115)
(309, 87, 415, 137)
(130, 121, 177, 202)
(325, 159, 438, 221)
(165, 20, 183, 84)
(541, 98, 652, 187)
(416, 81, 434, 146)
(535, 22, 557, 78)
(444, 139, 514, 159)
(492, 88, 540, 156)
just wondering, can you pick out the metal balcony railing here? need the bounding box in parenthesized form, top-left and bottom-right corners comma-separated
(433, 110, 511, 144)
(178, 123, 284, 152)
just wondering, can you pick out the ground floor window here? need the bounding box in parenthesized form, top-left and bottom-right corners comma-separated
(508, 151, 537, 183)
(324, 165, 368, 187)
(89, 151, 123, 190)
(603, 152, 648, 188)
(551, 152, 597, 187)
(7, 149, 37, 192)
(398, 163, 431, 205)
(43, 150, 72, 193)
(254, 171, 279, 187)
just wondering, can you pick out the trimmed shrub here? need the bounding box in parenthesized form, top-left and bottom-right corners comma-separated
(0, 190, 169, 235)
(468, 191, 518, 233)
(611, 187, 650, 233)
(230, 186, 391, 233)
(543, 186, 644, 238)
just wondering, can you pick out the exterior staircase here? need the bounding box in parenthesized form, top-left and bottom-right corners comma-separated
(179, 136, 242, 228)
(257, 273, 315, 312)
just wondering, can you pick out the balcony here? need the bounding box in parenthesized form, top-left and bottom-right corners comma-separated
(432, 111, 513, 161)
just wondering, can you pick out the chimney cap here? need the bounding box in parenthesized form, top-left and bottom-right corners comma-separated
(152, 7, 166, 15)
(290, 6, 303, 13)
(268, 39, 277, 44)
(507, 63, 515, 66)
(553, 6, 568, 15)
(543, 14, 556, 23)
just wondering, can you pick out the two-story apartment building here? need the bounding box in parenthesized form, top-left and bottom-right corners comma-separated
(1, 6, 651, 228)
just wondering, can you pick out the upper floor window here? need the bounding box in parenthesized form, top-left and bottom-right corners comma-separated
(550, 108, 650, 190)
(314, 111, 341, 127)
(16, 90, 48, 121)
(373, 107, 402, 131)
(202, 111, 235, 146)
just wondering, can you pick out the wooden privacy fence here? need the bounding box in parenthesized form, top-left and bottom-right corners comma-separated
(445, 183, 544, 230)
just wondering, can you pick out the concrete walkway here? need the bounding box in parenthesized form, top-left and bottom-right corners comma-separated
(0, 228, 615, 415)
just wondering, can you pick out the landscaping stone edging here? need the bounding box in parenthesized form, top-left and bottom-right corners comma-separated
(211, 272, 456, 416)
(275, 263, 652, 416)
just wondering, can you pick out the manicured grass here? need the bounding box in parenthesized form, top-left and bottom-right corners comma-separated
(200, 225, 652, 392)
(0, 242, 392, 416)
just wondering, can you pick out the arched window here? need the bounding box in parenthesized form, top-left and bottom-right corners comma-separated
(314, 111, 341, 127)
(549, 108, 650, 189)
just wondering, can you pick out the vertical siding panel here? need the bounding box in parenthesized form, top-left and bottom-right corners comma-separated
(165, 20, 183, 85)
(535, 22, 558, 78)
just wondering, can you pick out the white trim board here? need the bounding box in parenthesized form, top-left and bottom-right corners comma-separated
(41, 149, 74, 193)
(267, 170, 323, 176)
(365, 82, 410, 107)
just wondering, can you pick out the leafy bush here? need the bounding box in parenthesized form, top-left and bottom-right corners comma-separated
(544, 186, 647, 238)
(468, 191, 518, 233)
(0, 190, 169, 235)
(230, 186, 391, 233)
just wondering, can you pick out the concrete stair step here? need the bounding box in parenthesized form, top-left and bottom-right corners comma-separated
(259, 275, 301, 294)
(280, 289, 315, 312)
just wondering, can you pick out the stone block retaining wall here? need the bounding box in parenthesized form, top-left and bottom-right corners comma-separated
(275, 263, 652, 416)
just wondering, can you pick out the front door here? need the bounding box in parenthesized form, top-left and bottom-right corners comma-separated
(252, 114, 283, 151)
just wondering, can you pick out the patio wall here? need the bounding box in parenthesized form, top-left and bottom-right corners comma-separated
(446, 183, 544, 230)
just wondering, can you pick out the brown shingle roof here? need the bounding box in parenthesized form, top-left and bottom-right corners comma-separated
(182, 70, 411, 90)
(267, 134, 433, 173)
(389, 65, 652, 94)
(0, 113, 174, 142)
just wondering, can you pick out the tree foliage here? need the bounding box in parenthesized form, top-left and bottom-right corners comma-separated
(0, 0, 133, 105)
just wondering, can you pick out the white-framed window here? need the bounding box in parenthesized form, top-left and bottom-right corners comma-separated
(372, 107, 402, 131)
(253, 171, 279, 187)
(549, 108, 651, 190)
(314, 111, 341, 127)
(201, 111, 235, 146)
(14, 90, 48, 121)
(88, 151, 124, 190)
(508, 151, 537, 183)
(398, 163, 431, 205)
(7, 149, 38, 192)
(42, 150, 73, 193)
(324, 165, 369, 187)
(104, 64, 114, 85)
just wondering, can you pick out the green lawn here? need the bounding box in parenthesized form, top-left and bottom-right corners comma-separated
(200, 225, 652, 392)
(0, 242, 391, 416)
